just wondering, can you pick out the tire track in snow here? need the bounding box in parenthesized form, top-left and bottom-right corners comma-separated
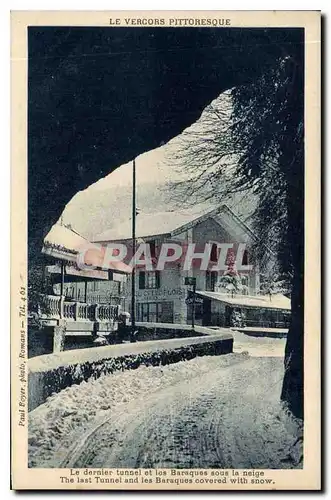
(59, 357, 301, 469)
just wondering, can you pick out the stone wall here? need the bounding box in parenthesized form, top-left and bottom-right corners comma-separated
(28, 333, 233, 411)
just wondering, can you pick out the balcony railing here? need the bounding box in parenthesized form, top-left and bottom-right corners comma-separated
(38, 294, 120, 322)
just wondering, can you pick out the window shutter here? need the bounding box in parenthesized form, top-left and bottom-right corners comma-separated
(139, 271, 145, 289)
(156, 271, 161, 289)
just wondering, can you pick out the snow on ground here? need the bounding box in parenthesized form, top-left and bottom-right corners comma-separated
(29, 352, 246, 467)
(75, 357, 302, 470)
(28, 346, 302, 469)
(232, 330, 286, 357)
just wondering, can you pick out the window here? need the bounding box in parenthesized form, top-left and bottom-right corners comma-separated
(210, 243, 218, 262)
(187, 302, 203, 322)
(138, 303, 148, 322)
(242, 249, 249, 266)
(206, 271, 218, 291)
(137, 302, 173, 323)
(139, 271, 160, 289)
(149, 240, 157, 258)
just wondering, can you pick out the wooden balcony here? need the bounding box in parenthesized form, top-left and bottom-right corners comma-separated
(30, 294, 123, 354)
(38, 294, 120, 325)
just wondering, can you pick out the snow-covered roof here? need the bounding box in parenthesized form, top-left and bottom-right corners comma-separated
(42, 224, 131, 274)
(196, 291, 291, 311)
(93, 205, 255, 243)
(93, 211, 202, 241)
(43, 224, 88, 254)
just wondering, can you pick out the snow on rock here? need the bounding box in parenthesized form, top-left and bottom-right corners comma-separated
(28, 335, 233, 411)
(29, 334, 233, 374)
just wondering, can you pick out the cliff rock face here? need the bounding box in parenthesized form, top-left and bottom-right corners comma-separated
(28, 27, 301, 254)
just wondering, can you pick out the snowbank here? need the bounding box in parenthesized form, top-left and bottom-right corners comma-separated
(28, 334, 233, 411)
(29, 352, 245, 467)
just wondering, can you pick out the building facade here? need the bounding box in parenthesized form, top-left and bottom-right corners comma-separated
(42, 223, 130, 307)
(93, 206, 289, 328)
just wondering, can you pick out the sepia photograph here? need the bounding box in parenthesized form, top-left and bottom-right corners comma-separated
(11, 10, 321, 490)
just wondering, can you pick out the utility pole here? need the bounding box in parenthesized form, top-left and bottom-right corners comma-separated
(131, 158, 136, 342)
(184, 276, 196, 331)
(192, 281, 196, 330)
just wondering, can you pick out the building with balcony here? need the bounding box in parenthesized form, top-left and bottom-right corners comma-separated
(94, 205, 291, 329)
(30, 223, 131, 354)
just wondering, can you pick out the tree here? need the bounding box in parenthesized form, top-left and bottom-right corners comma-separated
(166, 50, 304, 418)
(259, 265, 291, 300)
(231, 53, 304, 419)
(217, 249, 243, 298)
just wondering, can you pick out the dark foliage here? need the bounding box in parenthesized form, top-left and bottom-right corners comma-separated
(166, 49, 304, 417)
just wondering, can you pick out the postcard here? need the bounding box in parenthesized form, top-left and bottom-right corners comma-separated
(11, 10, 321, 490)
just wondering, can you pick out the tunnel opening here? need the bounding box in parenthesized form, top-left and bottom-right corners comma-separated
(27, 26, 304, 418)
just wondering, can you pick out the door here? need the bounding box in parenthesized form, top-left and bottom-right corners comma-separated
(225, 305, 232, 327)
(202, 299, 212, 326)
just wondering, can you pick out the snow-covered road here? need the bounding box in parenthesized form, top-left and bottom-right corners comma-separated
(231, 329, 286, 357)
(29, 332, 302, 469)
(61, 357, 300, 469)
